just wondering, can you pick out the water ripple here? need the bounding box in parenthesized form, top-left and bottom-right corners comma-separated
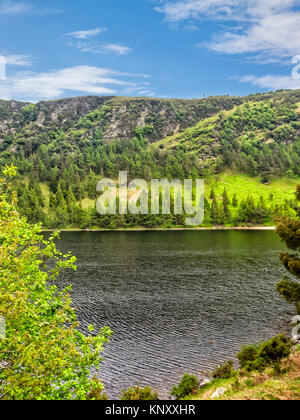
(55, 231, 293, 399)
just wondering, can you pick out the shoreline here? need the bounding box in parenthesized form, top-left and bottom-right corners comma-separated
(43, 226, 276, 232)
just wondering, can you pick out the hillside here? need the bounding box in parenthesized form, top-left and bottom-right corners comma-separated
(0, 94, 244, 146)
(186, 346, 300, 401)
(0, 90, 299, 229)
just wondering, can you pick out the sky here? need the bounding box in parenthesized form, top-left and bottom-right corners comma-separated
(0, 0, 300, 102)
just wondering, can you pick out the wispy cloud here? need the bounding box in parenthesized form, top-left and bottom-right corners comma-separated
(155, 0, 300, 91)
(0, 65, 151, 101)
(66, 27, 106, 40)
(67, 27, 132, 55)
(74, 42, 132, 55)
(3, 54, 32, 66)
(155, 0, 300, 60)
(0, 0, 31, 14)
(155, 0, 237, 23)
(240, 74, 300, 90)
(102, 44, 132, 55)
(0, 0, 63, 15)
(206, 9, 300, 58)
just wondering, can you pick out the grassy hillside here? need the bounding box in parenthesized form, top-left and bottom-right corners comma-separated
(32, 171, 300, 229)
(0, 90, 299, 228)
(206, 173, 299, 226)
(152, 94, 300, 177)
(185, 346, 300, 401)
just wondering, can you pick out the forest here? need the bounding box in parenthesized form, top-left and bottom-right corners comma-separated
(0, 89, 299, 229)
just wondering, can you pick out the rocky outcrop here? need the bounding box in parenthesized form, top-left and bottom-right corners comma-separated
(0, 95, 244, 147)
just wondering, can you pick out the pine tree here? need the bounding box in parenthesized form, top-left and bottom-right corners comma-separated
(276, 185, 300, 314)
(232, 193, 238, 207)
(210, 189, 216, 200)
(222, 188, 230, 207)
(223, 200, 231, 224)
(56, 183, 67, 211)
(218, 204, 226, 225)
(210, 197, 219, 225)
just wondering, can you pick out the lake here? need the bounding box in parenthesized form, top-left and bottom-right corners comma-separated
(56, 231, 293, 399)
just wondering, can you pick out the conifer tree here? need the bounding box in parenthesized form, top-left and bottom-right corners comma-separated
(223, 200, 231, 223)
(232, 193, 238, 207)
(222, 188, 230, 207)
(276, 186, 300, 314)
(218, 203, 226, 225)
(56, 183, 67, 211)
(210, 197, 219, 225)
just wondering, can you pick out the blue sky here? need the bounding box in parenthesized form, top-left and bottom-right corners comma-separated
(0, 0, 300, 102)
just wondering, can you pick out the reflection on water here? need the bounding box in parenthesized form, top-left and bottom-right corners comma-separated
(55, 231, 293, 399)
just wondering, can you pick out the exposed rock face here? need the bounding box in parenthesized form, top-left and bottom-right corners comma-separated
(0, 95, 243, 146)
(0, 90, 299, 157)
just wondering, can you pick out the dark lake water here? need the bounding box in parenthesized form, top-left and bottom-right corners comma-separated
(56, 231, 293, 399)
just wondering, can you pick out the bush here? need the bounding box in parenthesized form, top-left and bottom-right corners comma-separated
(87, 380, 109, 400)
(259, 334, 292, 363)
(237, 343, 260, 368)
(0, 165, 112, 400)
(212, 360, 235, 379)
(170, 373, 199, 400)
(120, 385, 159, 401)
(237, 334, 292, 372)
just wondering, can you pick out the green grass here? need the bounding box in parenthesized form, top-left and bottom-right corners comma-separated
(206, 172, 299, 225)
(184, 347, 300, 400)
(207, 172, 298, 203)
(38, 172, 299, 228)
(152, 115, 220, 151)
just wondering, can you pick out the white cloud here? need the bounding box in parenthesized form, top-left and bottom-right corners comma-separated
(0, 0, 31, 14)
(4, 54, 32, 66)
(102, 44, 132, 55)
(66, 28, 106, 40)
(70, 41, 132, 56)
(207, 10, 300, 57)
(156, 0, 300, 60)
(0, 0, 61, 15)
(137, 89, 156, 97)
(155, 0, 237, 22)
(240, 74, 300, 90)
(67, 28, 132, 55)
(0, 65, 151, 102)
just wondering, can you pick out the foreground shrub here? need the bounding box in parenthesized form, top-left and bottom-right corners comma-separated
(87, 379, 109, 400)
(237, 334, 292, 372)
(212, 360, 235, 379)
(170, 373, 199, 399)
(0, 165, 112, 400)
(120, 385, 159, 401)
(237, 343, 260, 368)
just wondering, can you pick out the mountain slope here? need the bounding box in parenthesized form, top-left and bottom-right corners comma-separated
(0, 90, 299, 229)
(152, 91, 300, 177)
(0, 94, 244, 149)
(0, 90, 299, 179)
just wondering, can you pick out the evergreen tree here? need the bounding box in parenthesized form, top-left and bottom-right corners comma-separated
(276, 186, 300, 314)
(222, 188, 230, 207)
(210, 189, 216, 200)
(210, 197, 219, 225)
(56, 183, 67, 211)
(218, 203, 226, 225)
(232, 193, 238, 207)
(223, 200, 231, 224)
